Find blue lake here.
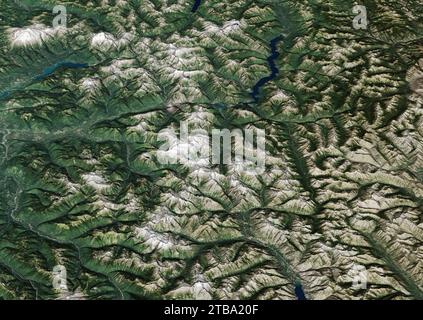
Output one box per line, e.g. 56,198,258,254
0,61,88,101
295,283,307,300
191,0,202,12
0,91,11,100
251,35,284,102
34,61,89,81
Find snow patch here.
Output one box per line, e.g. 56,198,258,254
8,24,64,47
82,173,109,191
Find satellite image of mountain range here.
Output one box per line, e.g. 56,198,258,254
0,0,422,300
